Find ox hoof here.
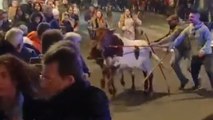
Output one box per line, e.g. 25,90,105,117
131,85,136,90
143,90,153,97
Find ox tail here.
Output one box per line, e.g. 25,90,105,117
134,46,140,60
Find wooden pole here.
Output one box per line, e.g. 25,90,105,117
144,33,171,95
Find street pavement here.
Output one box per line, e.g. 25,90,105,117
78,11,213,120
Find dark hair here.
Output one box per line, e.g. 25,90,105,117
190,8,200,14
33,2,43,12
30,12,43,23
43,41,83,81
0,40,17,55
0,54,35,94
41,29,63,54
37,22,50,37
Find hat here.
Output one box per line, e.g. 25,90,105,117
166,14,179,22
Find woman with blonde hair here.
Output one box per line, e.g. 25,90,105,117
118,8,142,40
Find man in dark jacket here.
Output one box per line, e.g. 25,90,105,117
0,10,10,33
5,27,37,62
23,40,111,120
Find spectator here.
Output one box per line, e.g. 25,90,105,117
91,10,107,29
29,12,44,32
27,22,51,52
0,54,35,119
20,0,34,18
32,2,43,12
13,6,29,26
18,24,41,55
84,6,96,22
43,5,54,23
50,8,60,29
8,0,19,21
64,32,90,77
5,28,37,62
0,10,11,33
58,0,69,19
24,40,111,119
61,12,75,33
68,6,79,31
0,39,18,56
41,29,63,54
118,8,142,39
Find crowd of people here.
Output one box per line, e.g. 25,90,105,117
0,0,115,119
0,0,213,119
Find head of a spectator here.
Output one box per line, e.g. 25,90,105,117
62,0,68,5
33,2,43,12
1,11,8,22
0,54,33,112
12,0,19,7
41,29,63,54
89,6,95,12
43,5,53,17
37,22,51,38
64,32,81,50
46,0,54,8
27,0,33,4
40,41,85,99
68,6,74,15
52,8,60,20
124,8,131,18
54,0,60,7
18,24,28,36
189,9,201,25
5,28,24,53
62,12,70,21
15,6,26,20
31,12,43,24
95,10,104,19
167,14,179,30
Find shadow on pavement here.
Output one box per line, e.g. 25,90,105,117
111,89,168,106
172,89,213,102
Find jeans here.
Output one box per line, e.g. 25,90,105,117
170,49,190,85
191,54,213,88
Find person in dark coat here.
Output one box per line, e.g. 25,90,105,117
23,41,111,120
20,0,34,18
5,28,37,62
0,10,11,33
13,6,29,27
28,12,44,32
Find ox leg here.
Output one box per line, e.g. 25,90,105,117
120,71,125,87
131,71,136,90
101,70,106,89
143,71,149,92
108,69,117,97
148,73,154,96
